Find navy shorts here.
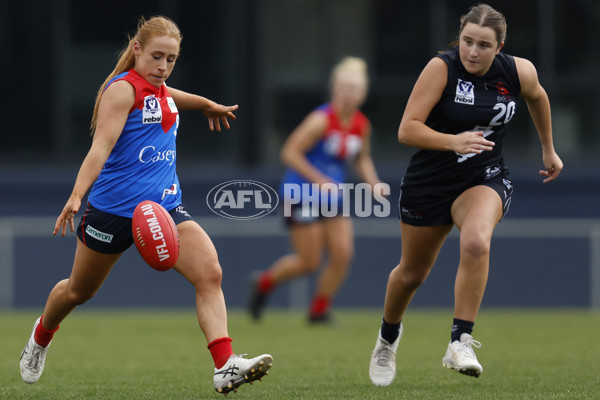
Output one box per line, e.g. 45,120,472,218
399,167,513,226
76,203,193,254
283,203,323,227
281,200,352,227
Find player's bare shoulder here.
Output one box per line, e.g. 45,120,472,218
513,56,541,96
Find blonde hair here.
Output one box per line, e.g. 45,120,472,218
90,16,182,133
329,56,369,91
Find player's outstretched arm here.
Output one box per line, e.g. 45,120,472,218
168,87,238,132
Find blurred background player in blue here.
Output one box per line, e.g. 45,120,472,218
19,16,272,395
249,57,385,323
369,3,563,385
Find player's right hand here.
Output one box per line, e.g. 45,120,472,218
453,130,495,155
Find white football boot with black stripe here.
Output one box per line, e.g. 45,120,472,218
442,333,483,377
214,353,273,395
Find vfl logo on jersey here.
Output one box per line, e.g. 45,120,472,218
143,95,163,124
455,79,474,105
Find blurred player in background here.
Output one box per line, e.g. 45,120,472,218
248,57,385,323
19,16,272,395
369,3,563,385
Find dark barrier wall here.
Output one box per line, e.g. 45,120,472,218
4,163,598,310
9,227,592,309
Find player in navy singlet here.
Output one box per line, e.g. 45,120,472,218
19,16,272,395
248,57,385,323
369,4,563,386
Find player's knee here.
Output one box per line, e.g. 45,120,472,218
299,256,321,273
329,248,354,271
461,234,490,259
405,272,428,290
391,266,428,290
67,288,96,305
195,258,223,289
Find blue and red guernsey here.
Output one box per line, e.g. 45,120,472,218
280,103,370,203
88,68,181,218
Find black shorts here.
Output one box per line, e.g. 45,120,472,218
76,203,193,254
283,203,325,227
399,167,513,226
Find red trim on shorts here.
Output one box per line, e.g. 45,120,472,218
80,208,88,246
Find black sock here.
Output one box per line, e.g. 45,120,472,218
380,318,401,344
451,318,474,342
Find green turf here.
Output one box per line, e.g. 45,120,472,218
2,308,599,399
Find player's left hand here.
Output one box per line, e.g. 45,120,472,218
539,151,563,183
203,103,238,132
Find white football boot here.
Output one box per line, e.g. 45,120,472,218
442,333,483,377
214,353,273,395
369,325,403,386
20,318,50,384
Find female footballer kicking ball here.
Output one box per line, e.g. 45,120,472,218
19,16,272,395
369,3,563,385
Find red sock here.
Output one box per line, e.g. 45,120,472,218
34,315,59,348
258,271,275,294
309,295,331,317
207,337,233,369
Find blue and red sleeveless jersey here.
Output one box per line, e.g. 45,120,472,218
280,103,370,201
88,68,181,217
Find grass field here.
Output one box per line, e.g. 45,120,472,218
1,308,599,399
